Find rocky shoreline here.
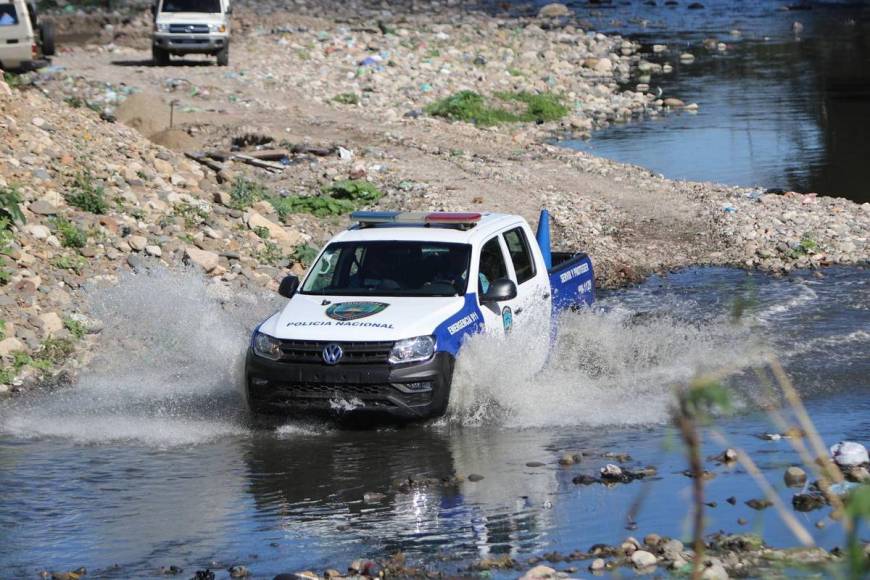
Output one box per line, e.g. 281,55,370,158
1,1,868,390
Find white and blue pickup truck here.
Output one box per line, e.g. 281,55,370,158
245,210,594,421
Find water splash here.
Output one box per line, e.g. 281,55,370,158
0,267,279,447
447,304,767,428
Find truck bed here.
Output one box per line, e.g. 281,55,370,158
548,252,595,312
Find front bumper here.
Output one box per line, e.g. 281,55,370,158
245,350,454,421
153,33,227,54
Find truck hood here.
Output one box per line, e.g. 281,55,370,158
156,12,225,24
260,294,467,342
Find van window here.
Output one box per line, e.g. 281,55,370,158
478,237,507,295
503,227,536,284
0,5,19,26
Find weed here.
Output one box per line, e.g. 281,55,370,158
333,93,360,105
425,90,568,126
426,48,441,58
51,216,87,249
253,225,270,239
0,367,12,384
507,67,524,77
64,317,87,340
229,177,270,210
291,244,319,267
257,241,285,267
2,71,23,89
0,217,15,286
0,185,25,224
0,319,5,341
67,172,108,214
52,254,88,274
323,179,383,203
172,201,209,228
37,337,76,366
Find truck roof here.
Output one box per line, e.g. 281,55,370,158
331,212,526,245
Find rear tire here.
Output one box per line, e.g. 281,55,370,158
152,45,170,66
40,21,55,57
216,44,229,66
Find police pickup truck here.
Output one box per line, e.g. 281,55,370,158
245,210,594,421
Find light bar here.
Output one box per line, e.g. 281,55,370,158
351,211,482,227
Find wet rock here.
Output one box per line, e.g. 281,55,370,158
661,539,684,560
323,569,342,578
572,474,598,485
193,571,215,580
274,573,318,580
526,461,546,467
784,466,808,487
630,550,657,569
600,464,623,479
700,558,729,579
726,496,737,505
558,453,577,466
643,533,662,548
663,98,685,108
589,558,606,571
520,565,558,580
228,565,250,578
467,473,485,482
158,565,183,575
745,498,773,510
348,560,379,576
363,491,386,503
830,441,868,467
793,492,827,512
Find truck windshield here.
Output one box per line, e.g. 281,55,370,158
160,0,221,13
301,241,471,297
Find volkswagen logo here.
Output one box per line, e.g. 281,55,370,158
322,343,343,365
186,25,195,32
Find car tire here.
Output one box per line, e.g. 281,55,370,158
152,45,170,66
40,21,55,57
216,44,229,66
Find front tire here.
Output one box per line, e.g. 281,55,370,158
40,21,55,56
152,45,170,66
216,44,229,66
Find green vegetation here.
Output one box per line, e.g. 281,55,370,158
333,93,360,105
257,241,285,267
2,71,23,89
425,90,568,126
270,180,384,220
291,244,319,267
0,214,18,286
0,185,25,224
0,319,5,341
172,201,209,228
64,317,87,340
229,176,270,210
52,254,88,274
253,225,270,240
67,172,108,214
52,216,87,249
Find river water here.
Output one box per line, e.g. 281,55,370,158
0,266,867,577
553,0,870,203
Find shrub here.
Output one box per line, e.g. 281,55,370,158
253,225,270,239
323,179,383,203
172,201,209,228
333,93,360,105
0,185,25,224
291,244,319,267
0,217,15,286
0,319,5,340
497,91,569,123
257,241,285,267
52,216,87,249
67,172,108,214
64,317,86,340
52,254,88,274
229,176,270,210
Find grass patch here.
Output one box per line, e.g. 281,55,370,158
425,90,568,126
257,241,285,267
269,180,384,220
52,254,88,274
0,185,25,224
253,225,270,239
67,172,108,214
172,201,209,229
64,317,87,340
51,216,87,249
333,93,360,105
0,319,5,341
291,244,319,267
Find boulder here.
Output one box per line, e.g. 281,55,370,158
520,565,558,580
784,466,807,487
128,235,148,251
0,337,25,357
245,211,305,247
184,246,220,272
631,550,657,569
830,441,868,466
538,3,570,18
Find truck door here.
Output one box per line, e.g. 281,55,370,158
502,226,551,368
476,235,520,337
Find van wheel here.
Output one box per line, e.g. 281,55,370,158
216,45,229,66
40,21,56,57
152,45,170,67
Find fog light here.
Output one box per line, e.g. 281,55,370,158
394,381,433,393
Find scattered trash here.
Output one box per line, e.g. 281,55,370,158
338,147,353,161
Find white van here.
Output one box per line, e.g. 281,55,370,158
151,0,231,66
0,0,54,71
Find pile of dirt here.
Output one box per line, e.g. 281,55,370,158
148,128,197,151
115,92,169,137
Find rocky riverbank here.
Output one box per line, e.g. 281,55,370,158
1,0,867,393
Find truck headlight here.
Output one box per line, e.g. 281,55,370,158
389,336,435,364
252,331,282,361
209,24,227,33
156,23,170,32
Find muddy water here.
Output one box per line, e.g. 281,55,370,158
554,0,870,203
0,266,867,577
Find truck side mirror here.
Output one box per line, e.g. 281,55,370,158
278,275,299,298
481,278,517,303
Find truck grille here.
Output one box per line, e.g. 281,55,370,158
168,23,210,34
275,382,432,407
276,339,394,365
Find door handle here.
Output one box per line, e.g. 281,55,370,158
514,307,524,315
542,293,551,299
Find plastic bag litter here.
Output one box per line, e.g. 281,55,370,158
830,441,868,467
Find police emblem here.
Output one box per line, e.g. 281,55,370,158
325,302,389,321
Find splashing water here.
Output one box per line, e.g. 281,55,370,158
0,268,279,447
447,304,768,428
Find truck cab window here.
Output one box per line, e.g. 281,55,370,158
478,237,507,295
503,227,536,284
161,0,221,13
0,6,18,26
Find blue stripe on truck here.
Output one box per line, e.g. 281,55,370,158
549,254,595,313
433,294,485,356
